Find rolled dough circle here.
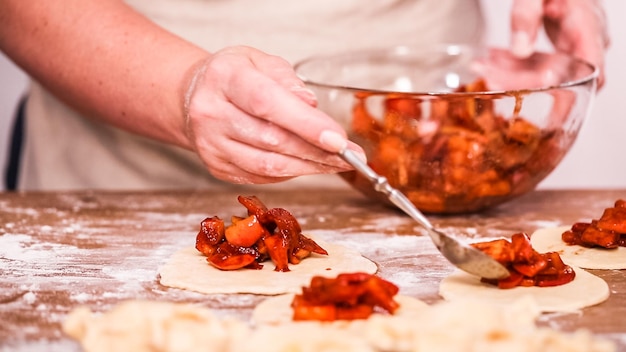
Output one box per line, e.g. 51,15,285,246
439,265,609,313
530,226,626,270
158,239,378,295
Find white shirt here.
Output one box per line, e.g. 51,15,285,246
19,0,484,190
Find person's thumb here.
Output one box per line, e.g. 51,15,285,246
510,0,544,58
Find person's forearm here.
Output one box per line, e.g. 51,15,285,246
0,0,208,149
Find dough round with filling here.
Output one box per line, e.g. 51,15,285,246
158,239,378,295
252,293,428,326
439,266,609,313
530,226,626,270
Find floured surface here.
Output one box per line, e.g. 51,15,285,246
251,294,428,326
2,189,626,350
531,226,626,270
439,266,610,313
158,240,378,295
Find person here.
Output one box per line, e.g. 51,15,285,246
0,0,609,191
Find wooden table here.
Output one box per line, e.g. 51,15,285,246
1,189,625,350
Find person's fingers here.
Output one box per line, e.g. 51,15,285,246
203,152,295,184
289,85,318,107
510,0,544,58
219,60,354,154
245,47,319,106
510,0,608,89
225,139,348,178
202,137,349,183
206,102,352,168
542,0,608,88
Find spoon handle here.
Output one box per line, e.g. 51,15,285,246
340,147,509,280
339,148,442,245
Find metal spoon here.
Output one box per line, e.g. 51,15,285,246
340,147,510,280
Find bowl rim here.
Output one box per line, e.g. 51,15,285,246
293,44,599,97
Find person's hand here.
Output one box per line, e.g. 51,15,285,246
184,46,365,184
510,0,610,88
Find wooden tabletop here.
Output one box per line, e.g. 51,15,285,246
1,189,625,351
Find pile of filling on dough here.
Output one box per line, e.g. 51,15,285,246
290,272,400,321
472,232,575,289
562,199,626,248
196,195,327,271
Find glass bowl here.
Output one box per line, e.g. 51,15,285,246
295,45,598,214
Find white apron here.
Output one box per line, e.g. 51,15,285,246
19,0,484,190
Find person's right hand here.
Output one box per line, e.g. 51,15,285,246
184,46,366,184
509,0,610,89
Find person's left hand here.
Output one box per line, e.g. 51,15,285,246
509,0,610,89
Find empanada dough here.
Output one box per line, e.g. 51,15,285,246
530,226,626,269
63,300,247,352
158,239,378,295
439,265,609,313
64,298,616,352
